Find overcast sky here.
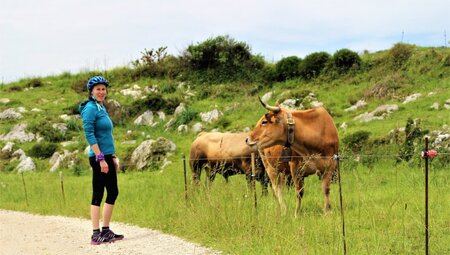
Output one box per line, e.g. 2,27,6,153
1,0,449,83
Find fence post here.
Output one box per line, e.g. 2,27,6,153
59,171,66,205
21,172,29,207
424,137,429,255
335,154,347,255
251,153,257,210
182,154,188,201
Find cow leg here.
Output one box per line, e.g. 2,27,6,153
290,160,305,219
321,168,333,214
270,167,287,215
259,150,287,214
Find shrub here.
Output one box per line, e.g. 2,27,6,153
342,131,371,153
129,93,182,116
66,118,83,132
442,53,450,67
28,142,58,159
8,85,23,92
388,43,414,68
179,35,264,83
364,73,408,99
28,121,66,142
299,52,330,79
331,49,361,73
398,118,428,162
173,107,198,126
274,56,302,81
25,78,44,88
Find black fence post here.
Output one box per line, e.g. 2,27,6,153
21,172,29,207
182,154,188,201
335,154,346,255
424,137,429,255
59,171,66,205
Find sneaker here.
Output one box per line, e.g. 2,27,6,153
90,231,114,245
102,229,124,241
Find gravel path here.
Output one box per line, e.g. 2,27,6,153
0,210,219,255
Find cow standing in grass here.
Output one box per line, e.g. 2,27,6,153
189,132,269,193
246,98,339,217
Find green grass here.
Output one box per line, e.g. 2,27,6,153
1,159,449,254
1,46,450,254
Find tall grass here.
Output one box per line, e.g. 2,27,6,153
1,158,449,254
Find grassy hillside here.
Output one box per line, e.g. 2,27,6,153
1,45,450,254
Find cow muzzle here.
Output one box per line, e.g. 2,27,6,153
245,137,257,148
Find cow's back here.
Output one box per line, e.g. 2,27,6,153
292,107,339,156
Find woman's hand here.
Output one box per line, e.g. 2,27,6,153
100,160,109,174
113,157,120,172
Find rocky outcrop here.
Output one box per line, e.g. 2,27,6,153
199,109,223,123
0,108,23,120
0,123,35,142
129,137,176,171
354,104,399,122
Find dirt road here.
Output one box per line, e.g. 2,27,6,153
0,210,219,255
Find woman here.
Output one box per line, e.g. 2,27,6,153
79,75,124,245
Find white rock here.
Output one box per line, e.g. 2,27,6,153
174,103,186,116
177,125,188,133
59,114,71,121
430,102,439,110
0,109,23,120
0,123,35,142
16,107,27,113
12,149,26,160
192,123,204,134
345,100,367,112
16,157,36,173
134,111,154,126
0,98,10,104
2,142,14,154
403,93,422,104
200,109,223,123
156,111,166,120
354,104,399,122
310,101,323,107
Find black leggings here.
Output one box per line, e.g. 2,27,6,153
89,155,119,206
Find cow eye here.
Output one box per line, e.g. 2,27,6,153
261,120,268,125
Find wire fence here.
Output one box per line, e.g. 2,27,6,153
182,137,440,255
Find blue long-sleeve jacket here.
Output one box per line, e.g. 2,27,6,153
79,99,115,157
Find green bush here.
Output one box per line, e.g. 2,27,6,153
331,48,361,73
129,93,182,116
28,142,58,159
299,52,330,79
25,78,44,88
343,130,371,153
28,121,66,142
173,107,198,126
388,43,414,68
274,56,302,81
180,35,264,83
66,118,83,132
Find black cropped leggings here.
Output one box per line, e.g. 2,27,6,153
89,155,119,206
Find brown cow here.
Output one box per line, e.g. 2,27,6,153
246,98,339,217
189,132,269,192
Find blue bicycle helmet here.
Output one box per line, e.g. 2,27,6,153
86,76,109,91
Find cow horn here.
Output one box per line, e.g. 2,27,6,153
258,96,280,112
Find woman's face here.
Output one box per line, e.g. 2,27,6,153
91,84,107,103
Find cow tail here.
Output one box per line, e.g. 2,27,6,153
189,148,202,184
